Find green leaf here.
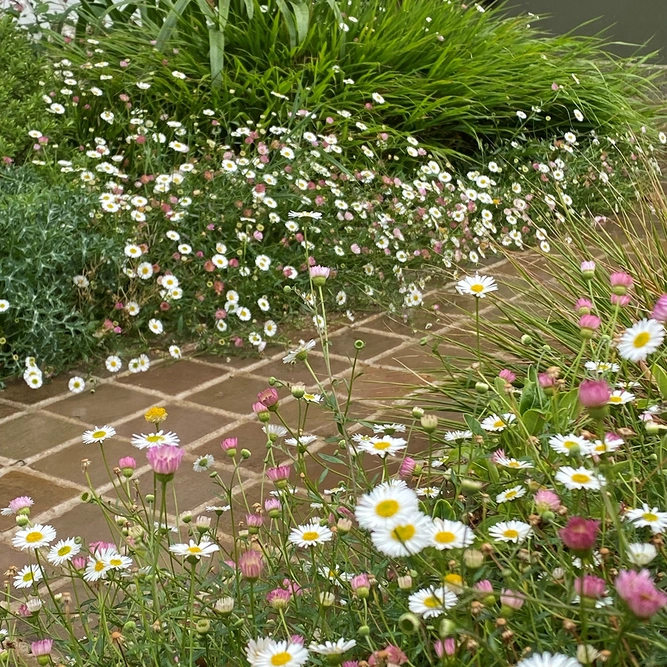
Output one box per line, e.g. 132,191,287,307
464,414,485,437
519,380,537,415
318,453,342,465
521,409,544,436
653,364,667,400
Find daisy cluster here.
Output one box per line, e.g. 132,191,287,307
3,37,657,388
6,298,667,667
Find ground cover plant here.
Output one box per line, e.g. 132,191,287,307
3,264,667,665
0,61,659,389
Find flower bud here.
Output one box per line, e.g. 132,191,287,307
577,645,601,664
439,619,457,638
358,625,370,637
196,619,211,634
463,548,485,569
421,414,438,433
241,448,251,459
398,612,421,634
411,406,424,419
475,382,489,394
397,575,413,590
291,382,306,398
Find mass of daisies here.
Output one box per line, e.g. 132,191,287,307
4,256,667,666
2,39,660,389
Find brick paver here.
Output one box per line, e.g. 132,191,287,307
0,255,520,574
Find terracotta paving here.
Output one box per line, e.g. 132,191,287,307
0,255,531,574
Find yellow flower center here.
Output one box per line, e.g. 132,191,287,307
563,440,577,449
92,430,106,439
25,531,44,544
609,396,621,403
445,573,463,586
470,283,484,293
376,500,399,518
146,434,163,443
505,491,517,499
94,560,105,572
643,513,658,522
503,529,519,539
507,461,520,468
109,558,123,567
435,531,456,544
493,420,505,428
373,441,392,450
301,531,319,542
23,573,34,582
187,546,203,553
271,652,292,666
57,545,72,557
423,595,441,608
391,524,416,542
571,473,591,484
633,332,650,348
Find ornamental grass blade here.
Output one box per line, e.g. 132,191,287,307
209,28,225,88
156,0,192,50
290,1,309,44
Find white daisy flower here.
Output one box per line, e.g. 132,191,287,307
357,435,407,458
169,345,182,359
169,539,220,558
288,522,333,548
13,523,57,551
47,537,81,566
408,586,458,618
84,554,110,582
444,430,473,441
584,360,620,374
488,520,532,544
355,480,419,530
592,433,624,455
617,319,665,362
82,425,116,444
548,433,593,456
68,376,86,393
14,564,43,589
283,339,316,364
309,639,356,655
370,511,432,557
627,542,658,565
251,640,308,667
455,274,498,298
148,318,164,335
429,518,474,550
496,485,526,504
481,413,516,432
131,431,180,449
516,653,580,667
608,390,634,405
193,454,214,472
105,355,122,372
555,466,606,491
625,504,667,534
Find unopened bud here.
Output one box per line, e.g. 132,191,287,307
420,414,438,433
463,548,484,569
411,406,424,419
291,382,306,398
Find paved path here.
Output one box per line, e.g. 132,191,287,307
0,255,532,572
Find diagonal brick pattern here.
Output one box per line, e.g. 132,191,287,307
0,256,526,574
